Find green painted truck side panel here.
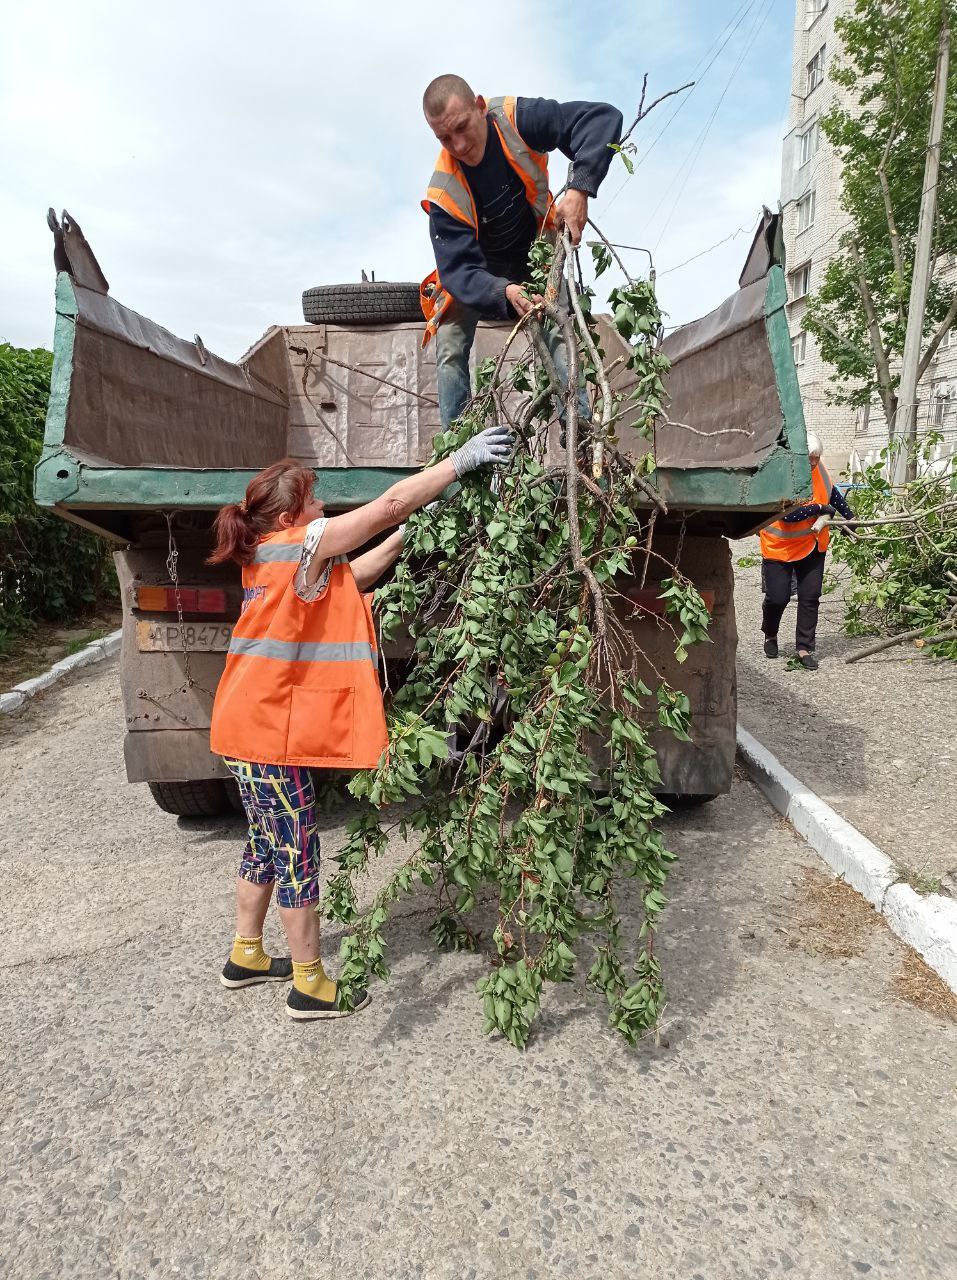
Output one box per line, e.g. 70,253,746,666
647,267,811,512
43,274,78,453
34,458,412,510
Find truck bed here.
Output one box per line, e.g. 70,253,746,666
35,210,810,541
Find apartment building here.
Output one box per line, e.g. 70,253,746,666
779,0,957,475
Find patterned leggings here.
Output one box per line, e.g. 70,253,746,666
223,759,321,909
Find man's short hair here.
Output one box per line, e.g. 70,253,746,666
423,74,476,118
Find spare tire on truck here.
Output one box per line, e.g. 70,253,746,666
302,281,422,325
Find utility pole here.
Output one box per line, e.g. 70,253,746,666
893,3,951,486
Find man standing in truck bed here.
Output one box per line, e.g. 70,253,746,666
420,74,623,429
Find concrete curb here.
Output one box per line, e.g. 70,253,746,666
0,629,122,716
737,725,957,994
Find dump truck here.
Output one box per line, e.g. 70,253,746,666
35,209,811,816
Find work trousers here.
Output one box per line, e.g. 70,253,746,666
761,547,827,652
434,297,591,430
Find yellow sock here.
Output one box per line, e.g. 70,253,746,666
230,934,271,972
292,958,337,1004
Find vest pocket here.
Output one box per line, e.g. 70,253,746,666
288,686,356,761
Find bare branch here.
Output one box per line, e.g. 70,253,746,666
586,218,647,281
835,498,957,528
660,416,752,441
620,81,695,145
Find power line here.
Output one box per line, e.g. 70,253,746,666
657,221,759,276
601,0,764,216
650,0,778,252
635,0,762,173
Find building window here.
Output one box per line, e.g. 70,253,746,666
790,262,812,300
807,0,828,25
855,402,872,436
792,332,807,365
797,120,820,166
930,384,953,430
796,190,816,233
806,45,826,94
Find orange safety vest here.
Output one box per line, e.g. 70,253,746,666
760,461,834,563
209,526,388,769
419,94,558,347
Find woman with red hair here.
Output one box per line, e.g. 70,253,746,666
208,426,511,1021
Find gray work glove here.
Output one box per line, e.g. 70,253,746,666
449,425,515,478
811,513,832,534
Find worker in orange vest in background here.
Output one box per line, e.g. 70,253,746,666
420,74,623,429
207,424,512,1021
759,432,854,670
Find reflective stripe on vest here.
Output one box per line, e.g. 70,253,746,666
209,526,388,769
252,543,347,565
228,636,376,664
420,94,556,346
487,96,552,223
760,462,833,562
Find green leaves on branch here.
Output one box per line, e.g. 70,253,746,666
591,244,613,278
607,140,637,175
478,960,543,1049
526,238,555,296
659,576,712,663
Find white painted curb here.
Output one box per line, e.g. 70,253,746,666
737,724,957,994
0,628,122,717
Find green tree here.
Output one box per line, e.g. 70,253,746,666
803,0,957,439
0,341,116,650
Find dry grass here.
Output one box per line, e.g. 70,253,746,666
783,865,884,959
783,866,957,1023
889,949,957,1024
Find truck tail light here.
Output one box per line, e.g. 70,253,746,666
134,586,228,614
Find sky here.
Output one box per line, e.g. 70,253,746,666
0,0,795,361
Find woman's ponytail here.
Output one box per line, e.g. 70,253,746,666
208,503,260,565
207,460,315,566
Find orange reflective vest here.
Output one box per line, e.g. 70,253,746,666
419,94,558,347
209,526,388,769
760,461,834,563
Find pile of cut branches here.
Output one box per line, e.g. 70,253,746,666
321,213,712,1049
833,438,957,663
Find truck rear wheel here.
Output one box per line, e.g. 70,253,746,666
148,779,231,818
659,793,719,808
302,281,422,325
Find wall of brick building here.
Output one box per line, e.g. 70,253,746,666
779,0,957,477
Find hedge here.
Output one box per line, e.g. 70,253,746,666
0,342,117,653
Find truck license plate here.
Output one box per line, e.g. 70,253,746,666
136,620,233,652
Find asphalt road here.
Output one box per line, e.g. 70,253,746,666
1,659,955,1280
